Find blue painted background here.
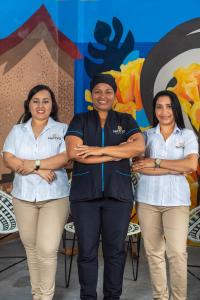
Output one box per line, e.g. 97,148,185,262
1,0,199,42
0,0,199,119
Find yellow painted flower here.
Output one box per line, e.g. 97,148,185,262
105,58,144,110
85,89,93,110
84,58,145,119
113,100,136,119
170,63,200,131
190,102,200,131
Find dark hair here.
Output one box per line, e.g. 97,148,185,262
90,73,117,93
19,84,58,123
153,90,185,129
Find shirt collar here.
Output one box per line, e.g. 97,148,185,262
155,124,181,135
23,117,57,132
92,108,114,122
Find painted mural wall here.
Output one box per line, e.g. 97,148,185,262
0,1,200,239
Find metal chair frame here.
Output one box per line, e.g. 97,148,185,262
63,221,141,288
187,205,200,281
0,191,26,273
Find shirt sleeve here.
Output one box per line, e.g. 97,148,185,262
124,114,141,140
64,114,84,139
183,129,199,157
59,123,68,153
2,126,18,155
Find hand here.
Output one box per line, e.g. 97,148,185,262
13,159,24,173
16,160,35,175
35,169,57,183
132,158,155,171
74,144,104,158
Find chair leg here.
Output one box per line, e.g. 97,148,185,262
62,231,65,250
129,233,141,281
0,257,26,273
188,265,200,281
0,236,27,273
135,233,141,280
64,230,67,287
65,233,76,288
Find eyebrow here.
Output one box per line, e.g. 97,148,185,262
93,88,113,91
156,103,171,106
32,97,50,100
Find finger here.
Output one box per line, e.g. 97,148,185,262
78,152,91,159
76,150,89,156
47,175,52,183
16,167,24,173
77,145,88,148
74,147,83,150
76,152,85,156
132,163,141,168
75,145,88,149
24,171,31,175
76,144,86,147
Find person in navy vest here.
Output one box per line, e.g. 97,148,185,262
65,74,145,300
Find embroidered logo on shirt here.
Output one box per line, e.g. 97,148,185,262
48,134,62,140
175,142,185,148
113,125,125,134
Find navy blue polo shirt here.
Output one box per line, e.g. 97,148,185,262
65,109,141,202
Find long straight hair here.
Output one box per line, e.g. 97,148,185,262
153,90,185,129
19,85,58,123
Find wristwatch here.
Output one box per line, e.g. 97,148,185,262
154,158,161,168
35,159,41,170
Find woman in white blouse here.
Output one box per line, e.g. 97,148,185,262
3,85,70,300
132,90,198,300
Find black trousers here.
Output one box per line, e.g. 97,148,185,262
71,198,133,300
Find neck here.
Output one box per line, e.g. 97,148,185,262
98,110,108,119
159,123,175,133
98,110,108,128
159,123,175,140
31,118,49,139
31,118,49,128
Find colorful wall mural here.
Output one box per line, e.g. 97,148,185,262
0,1,200,237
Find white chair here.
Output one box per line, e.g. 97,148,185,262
0,190,26,273
188,205,200,281
63,221,141,287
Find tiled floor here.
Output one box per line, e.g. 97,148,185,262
0,238,199,300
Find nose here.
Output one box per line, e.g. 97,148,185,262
38,101,44,107
160,107,168,114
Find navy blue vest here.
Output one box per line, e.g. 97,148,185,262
66,109,140,202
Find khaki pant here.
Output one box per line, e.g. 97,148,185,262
137,202,189,300
13,197,69,300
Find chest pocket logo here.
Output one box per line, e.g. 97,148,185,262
48,133,62,140
113,125,125,135
175,142,185,148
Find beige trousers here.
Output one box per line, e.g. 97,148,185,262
137,202,189,300
13,197,69,300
